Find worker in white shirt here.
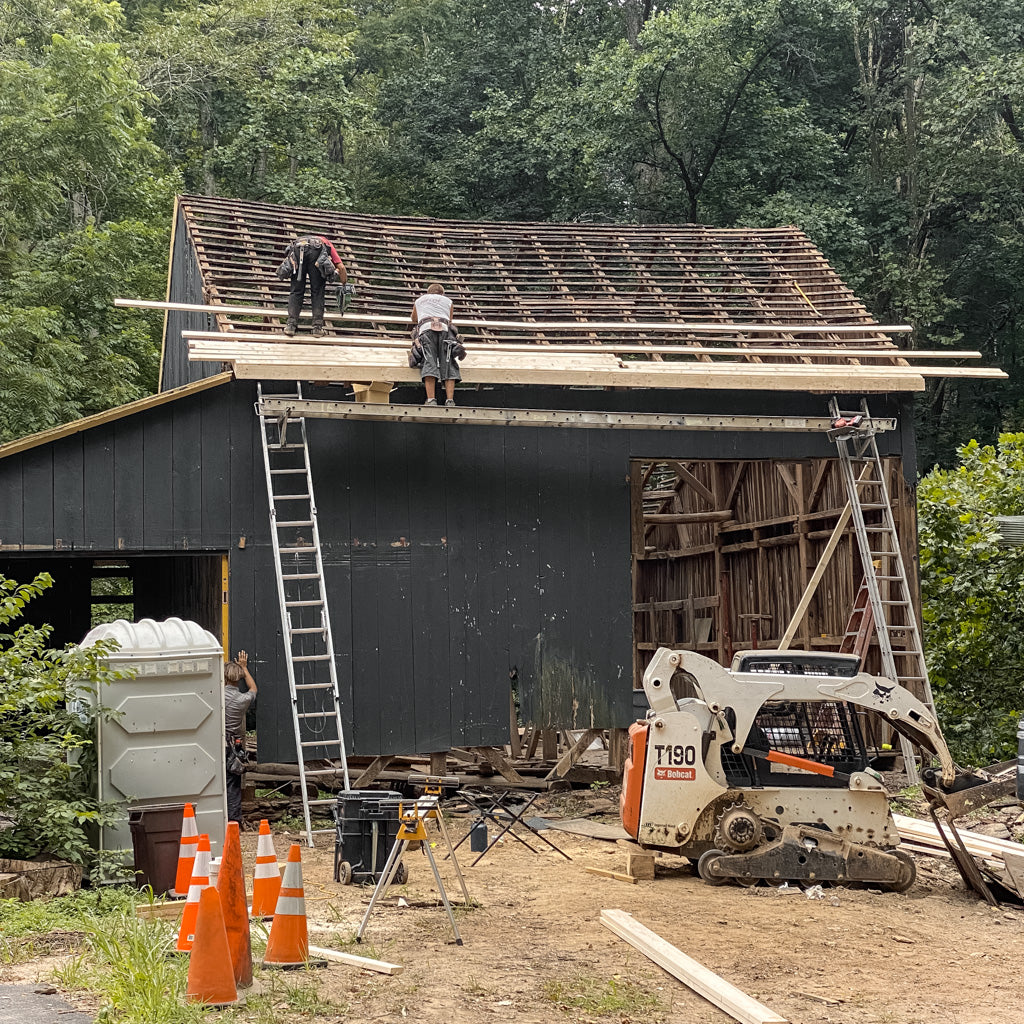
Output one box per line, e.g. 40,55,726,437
411,282,462,406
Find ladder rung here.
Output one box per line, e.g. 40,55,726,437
292,654,332,662
280,546,316,554
308,799,337,807
290,627,324,635
272,443,305,450
278,520,313,528
282,572,321,580
304,767,346,776
295,683,333,691
274,494,311,501
297,711,334,719
271,468,307,475
879,599,909,605
286,599,323,607
300,739,334,748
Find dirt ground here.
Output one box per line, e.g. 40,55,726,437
5,787,1024,1024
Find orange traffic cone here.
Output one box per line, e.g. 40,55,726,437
262,844,308,968
216,822,252,988
172,803,199,897
185,887,239,1007
176,833,211,953
250,819,281,919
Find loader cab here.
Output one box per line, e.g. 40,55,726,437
722,651,870,789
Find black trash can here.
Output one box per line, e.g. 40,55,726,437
333,789,405,885
128,802,186,896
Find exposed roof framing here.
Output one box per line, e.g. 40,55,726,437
166,194,1001,390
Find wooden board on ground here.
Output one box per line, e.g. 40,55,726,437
135,900,185,920
307,944,404,976
528,817,629,841
584,867,638,885
600,909,788,1024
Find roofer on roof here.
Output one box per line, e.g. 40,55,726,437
276,235,347,337
411,283,465,407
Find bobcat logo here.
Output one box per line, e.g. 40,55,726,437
873,679,896,700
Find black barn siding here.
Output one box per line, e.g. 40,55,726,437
0,381,916,761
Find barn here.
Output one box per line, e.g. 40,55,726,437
0,195,999,774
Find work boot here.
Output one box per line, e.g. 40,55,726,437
424,398,437,406
284,321,297,337
445,398,456,407
311,323,325,337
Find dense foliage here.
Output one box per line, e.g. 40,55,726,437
0,0,1021,455
919,435,1024,762
0,573,126,865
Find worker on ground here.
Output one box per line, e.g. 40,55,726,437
411,282,462,406
224,651,257,826
277,235,347,337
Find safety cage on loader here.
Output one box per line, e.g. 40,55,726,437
720,700,870,789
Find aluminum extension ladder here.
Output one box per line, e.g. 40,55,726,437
828,398,936,785
257,382,350,844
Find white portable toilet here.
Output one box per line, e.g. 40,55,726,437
81,617,227,867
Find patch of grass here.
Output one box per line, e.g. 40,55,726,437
0,886,143,964
64,913,205,1024
544,974,664,1017
890,784,924,817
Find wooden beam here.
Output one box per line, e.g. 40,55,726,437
545,728,602,780
214,352,932,391
351,756,394,789
600,910,788,1024
306,945,404,976
118,297,917,335
644,512,734,525
778,504,852,650
668,462,717,506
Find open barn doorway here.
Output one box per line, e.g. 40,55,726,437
628,456,920,697
0,554,227,651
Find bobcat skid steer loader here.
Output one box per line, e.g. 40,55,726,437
621,647,1007,891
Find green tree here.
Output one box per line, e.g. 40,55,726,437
132,0,358,205
0,0,174,441
0,573,127,866
918,434,1024,763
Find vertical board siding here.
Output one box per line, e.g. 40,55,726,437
52,436,85,550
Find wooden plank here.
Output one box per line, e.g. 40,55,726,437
306,944,404,976
584,866,638,884
545,728,602,780
600,910,788,1024
136,901,185,920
